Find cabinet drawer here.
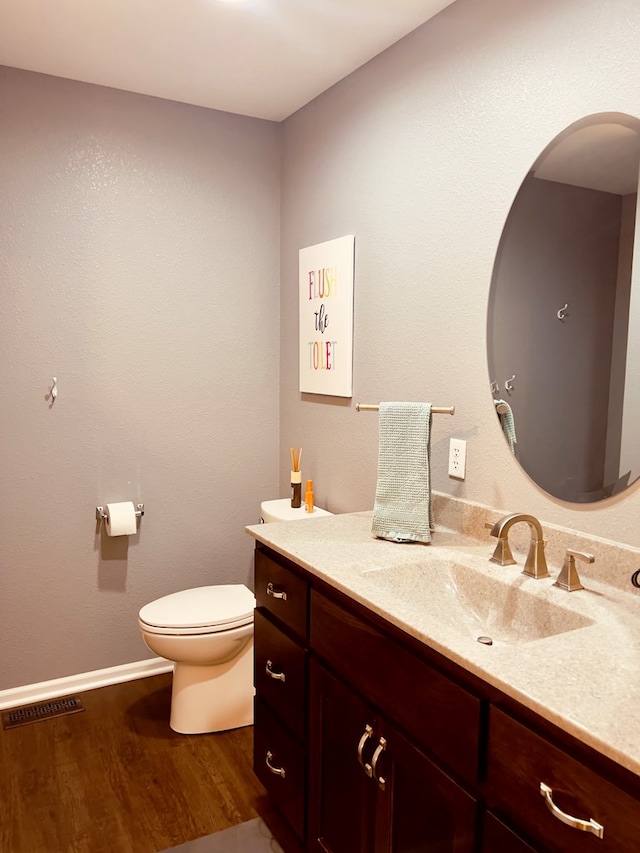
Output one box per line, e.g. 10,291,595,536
255,549,309,640
254,609,307,740
487,707,640,853
310,590,480,785
254,698,306,842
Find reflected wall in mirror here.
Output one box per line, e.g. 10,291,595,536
487,113,640,503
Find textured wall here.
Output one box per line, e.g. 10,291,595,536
0,68,281,689
3,0,640,692
280,0,640,547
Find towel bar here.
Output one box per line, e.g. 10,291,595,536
356,403,455,415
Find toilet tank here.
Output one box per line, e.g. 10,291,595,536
260,498,333,523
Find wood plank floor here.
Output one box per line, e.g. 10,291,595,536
0,674,273,853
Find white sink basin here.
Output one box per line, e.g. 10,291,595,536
360,557,595,646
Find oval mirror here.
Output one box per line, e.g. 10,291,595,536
487,112,640,503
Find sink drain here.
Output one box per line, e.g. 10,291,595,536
477,635,493,646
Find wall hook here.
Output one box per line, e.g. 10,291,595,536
505,375,516,393
557,303,568,321
51,377,58,400
490,381,500,394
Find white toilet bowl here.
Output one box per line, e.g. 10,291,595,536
139,584,255,735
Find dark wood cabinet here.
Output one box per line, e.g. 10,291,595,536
309,589,480,786
255,548,309,640
385,720,477,853
486,707,640,853
308,661,377,853
308,661,477,853
254,697,307,841
254,609,307,740
253,543,640,853
482,813,537,853
253,547,310,849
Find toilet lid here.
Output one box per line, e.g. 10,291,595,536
139,584,255,632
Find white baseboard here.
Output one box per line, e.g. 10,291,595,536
0,657,174,711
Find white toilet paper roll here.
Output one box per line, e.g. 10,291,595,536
105,501,138,536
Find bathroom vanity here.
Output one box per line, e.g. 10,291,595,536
247,508,640,853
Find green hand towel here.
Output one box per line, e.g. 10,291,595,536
495,399,517,454
371,402,433,544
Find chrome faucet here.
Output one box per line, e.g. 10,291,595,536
485,513,550,579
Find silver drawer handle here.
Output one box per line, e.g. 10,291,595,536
265,750,286,778
540,782,604,839
371,736,387,791
266,582,288,601
265,660,286,682
357,724,374,778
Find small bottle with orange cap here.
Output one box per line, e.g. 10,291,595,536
305,479,315,513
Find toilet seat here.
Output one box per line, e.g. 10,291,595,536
139,584,255,636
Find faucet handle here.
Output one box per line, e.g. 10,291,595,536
554,549,594,592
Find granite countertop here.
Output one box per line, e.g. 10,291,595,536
246,510,640,779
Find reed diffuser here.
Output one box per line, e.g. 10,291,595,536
290,447,302,508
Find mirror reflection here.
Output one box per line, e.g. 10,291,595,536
487,113,640,503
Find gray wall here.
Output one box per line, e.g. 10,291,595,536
4,0,640,692
0,68,281,689
279,0,640,542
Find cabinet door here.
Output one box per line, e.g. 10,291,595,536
308,660,378,853
309,661,478,853
482,812,537,853
378,720,477,853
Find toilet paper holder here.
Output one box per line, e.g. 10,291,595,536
95,503,145,521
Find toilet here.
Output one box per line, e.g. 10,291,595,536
139,499,332,735
139,584,255,735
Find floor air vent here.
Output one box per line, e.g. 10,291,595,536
2,696,85,730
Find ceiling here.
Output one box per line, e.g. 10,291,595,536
0,0,456,122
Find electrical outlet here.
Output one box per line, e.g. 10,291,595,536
448,438,466,479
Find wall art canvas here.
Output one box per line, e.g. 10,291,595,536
299,234,355,397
